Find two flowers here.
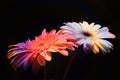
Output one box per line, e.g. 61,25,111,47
7,21,116,73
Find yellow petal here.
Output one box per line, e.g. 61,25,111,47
93,45,99,54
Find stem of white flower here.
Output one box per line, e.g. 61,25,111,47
62,52,76,80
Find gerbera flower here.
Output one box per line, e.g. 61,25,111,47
60,21,116,54
7,29,77,72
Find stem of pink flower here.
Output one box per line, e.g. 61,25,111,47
44,65,47,80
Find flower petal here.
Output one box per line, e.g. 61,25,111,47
58,50,69,56
44,52,52,61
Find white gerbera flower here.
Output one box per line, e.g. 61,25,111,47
60,21,116,54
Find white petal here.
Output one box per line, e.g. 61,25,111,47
65,22,82,31
91,24,101,32
79,21,89,31
100,39,113,49
98,27,109,33
97,27,115,38
61,22,82,34
86,38,93,45
74,33,84,38
76,38,88,45
97,32,115,38
88,23,95,31
60,26,77,33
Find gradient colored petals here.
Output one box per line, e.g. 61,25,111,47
7,28,77,72
60,21,116,54
8,43,46,72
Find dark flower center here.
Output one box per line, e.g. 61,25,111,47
82,32,91,37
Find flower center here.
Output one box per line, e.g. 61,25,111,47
39,43,44,46
82,32,91,37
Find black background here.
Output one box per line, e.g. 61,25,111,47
0,0,120,80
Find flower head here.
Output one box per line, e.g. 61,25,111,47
60,21,116,54
7,29,77,72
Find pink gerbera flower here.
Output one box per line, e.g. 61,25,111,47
7,29,77,73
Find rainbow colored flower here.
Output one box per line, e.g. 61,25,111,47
7,29,77,72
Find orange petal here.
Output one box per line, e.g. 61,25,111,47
44,52,52,61
58,50,69,56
